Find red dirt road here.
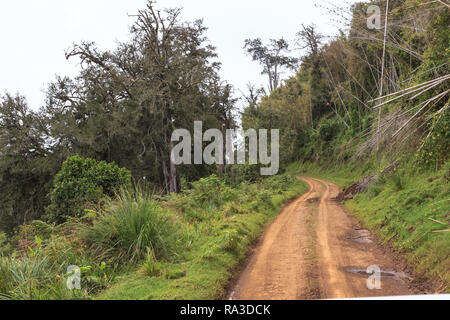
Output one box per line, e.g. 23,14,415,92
229,177,419,300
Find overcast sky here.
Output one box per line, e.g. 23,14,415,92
0,0,358,110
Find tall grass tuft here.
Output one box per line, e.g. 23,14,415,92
82,188,189,264
0,248,72,300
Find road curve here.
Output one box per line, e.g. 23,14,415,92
229,177,416,300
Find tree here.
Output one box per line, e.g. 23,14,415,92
244,38,298,93
44,1,235,194
0,94,58,232
296,24,330,125
296,24,323,62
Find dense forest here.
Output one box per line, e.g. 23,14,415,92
0,0,448,299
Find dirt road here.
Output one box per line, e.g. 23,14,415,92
229,177,418,300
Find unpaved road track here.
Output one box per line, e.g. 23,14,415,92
229,177,418,300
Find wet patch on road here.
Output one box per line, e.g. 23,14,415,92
344,266,413,281
350,229,373,244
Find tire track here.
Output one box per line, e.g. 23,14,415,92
230,177,416,300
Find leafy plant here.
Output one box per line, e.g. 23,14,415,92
141,249,162,277
45,156,131,224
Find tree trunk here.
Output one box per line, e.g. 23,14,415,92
169,140,178,193
161,150,170,194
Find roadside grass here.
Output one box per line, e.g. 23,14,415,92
81,188,191,265
0,173,307,300
97,174,307,300
290,160,450,292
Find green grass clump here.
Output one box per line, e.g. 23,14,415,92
82,188,191,264
0,234,113,300
141,250,163,277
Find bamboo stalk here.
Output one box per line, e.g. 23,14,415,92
377,0,390,151
369,74,450,103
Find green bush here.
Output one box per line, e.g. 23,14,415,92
11,220,56,245
188,175,236,207
45,156,131,224
222,202,249,216
416,112,449,169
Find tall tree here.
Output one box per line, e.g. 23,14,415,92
244,38,298,93
44,1,234,193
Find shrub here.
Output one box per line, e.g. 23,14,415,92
189,175,236,207
45,156,131,224
11,220,56,245
141,249,162,277
82,189,189,264
0,248,56,300
0,246,111,299
416,112,449,169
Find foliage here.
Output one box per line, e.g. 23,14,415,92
141,249,162,277
0,234,113,300
416,112,450,169
243,0,449,168
244,38,298,93
81,188,189,264
45,156,131,224
0,233,12,257
0,94,59,233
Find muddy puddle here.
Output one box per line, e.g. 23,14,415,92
350,229,373,244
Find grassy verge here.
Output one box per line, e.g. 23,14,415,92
97,174,307,300
0,173,307,300
289,160,450,292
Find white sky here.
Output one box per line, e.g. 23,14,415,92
0,0,358,110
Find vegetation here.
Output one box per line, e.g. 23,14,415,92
0,1,237,233
0,0,448,299
241,0,449,290
81,188,189,264
0,172,306,300
46,156,132,224
98,174,306,300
